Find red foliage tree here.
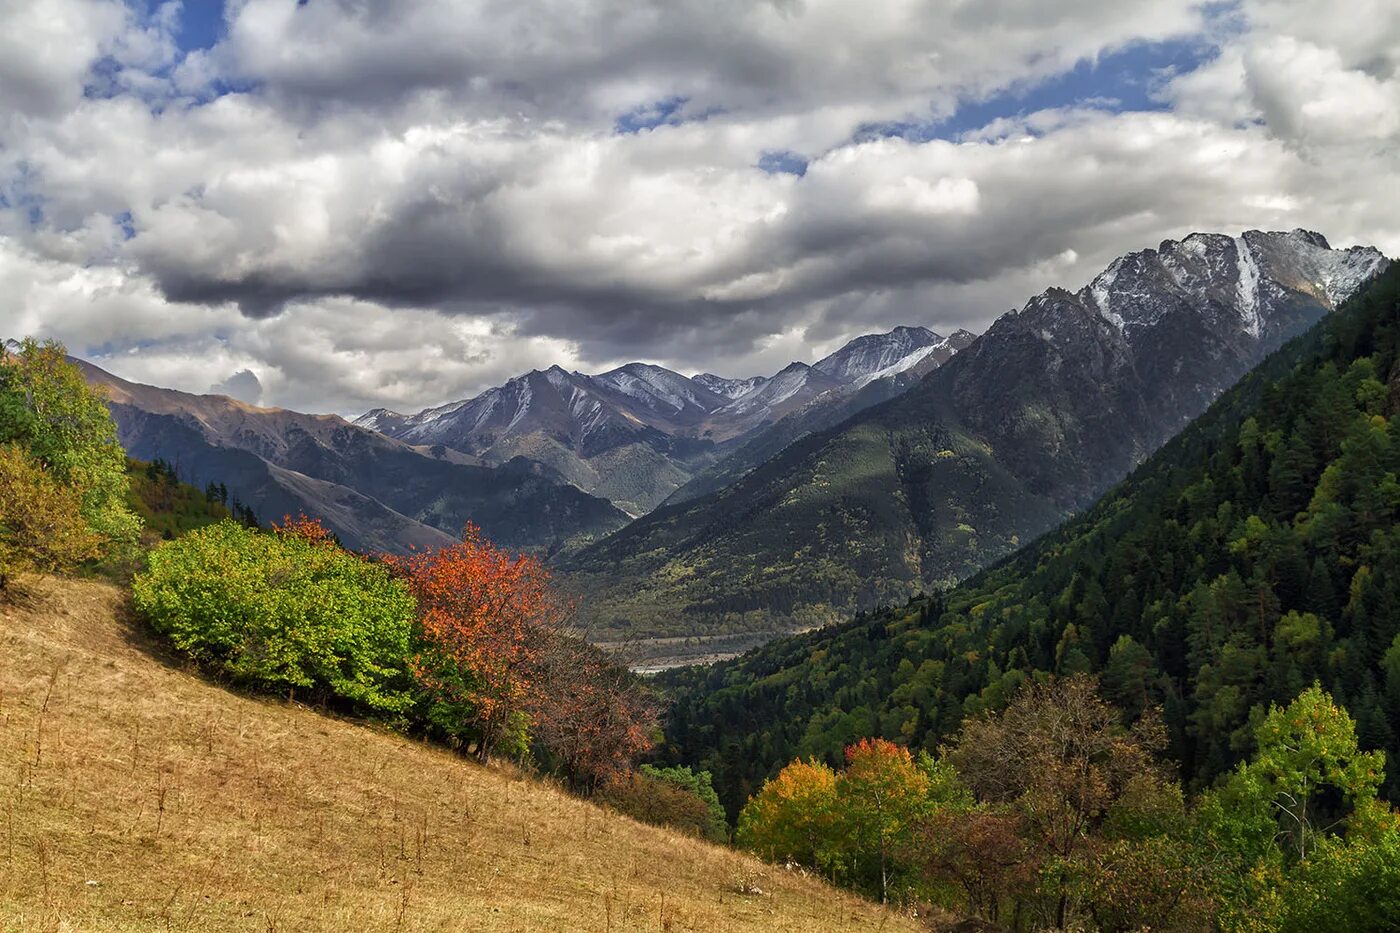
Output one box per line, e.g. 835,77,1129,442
529,635,657,788
273,512,337,547
388,523,560,760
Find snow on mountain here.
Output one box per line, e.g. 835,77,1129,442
353,408,408,434
1078,229,1388,344
813,326,941,382
590,363,728,416
354,325,979,511
717,363,836,416
847,329,978,389
693,373,769,400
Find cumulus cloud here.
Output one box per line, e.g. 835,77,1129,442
0,0,1397,415
210,369,262,405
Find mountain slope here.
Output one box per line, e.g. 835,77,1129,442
563,230,1388,642
660,260,1400,813
81,363,628,554
0,575,914,931
667,329,977,506
813,325,942,384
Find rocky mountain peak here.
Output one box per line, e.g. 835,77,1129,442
813,325,942,382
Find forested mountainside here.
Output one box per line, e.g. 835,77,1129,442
659,261,1400,814
81,362,628,554
356,327,967,515
124,456,250,539
564,231,1389,641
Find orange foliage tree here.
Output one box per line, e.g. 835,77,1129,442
273,512,338,547
388,523,561,761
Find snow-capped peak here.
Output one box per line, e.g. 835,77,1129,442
694,372,770,400
352,408,403,432
592,363,725,414
1079,229,1389,339
813,326,942,383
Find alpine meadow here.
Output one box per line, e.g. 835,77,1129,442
4,0,1400,930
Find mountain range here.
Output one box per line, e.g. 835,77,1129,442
75,229,1389,660
356,325,972,516
560,230,1388,646
75,323,973,556
81,363,630,554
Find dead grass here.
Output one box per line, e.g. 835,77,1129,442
0,576,919,932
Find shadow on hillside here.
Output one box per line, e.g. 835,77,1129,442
0,580,48,614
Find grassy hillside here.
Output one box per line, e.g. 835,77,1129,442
0,576,915,931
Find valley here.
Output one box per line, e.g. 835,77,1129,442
78,231,1390,665
7,3,1400,927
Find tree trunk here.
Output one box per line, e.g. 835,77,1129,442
879,836,887,904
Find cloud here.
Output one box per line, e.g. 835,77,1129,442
0,0,1397,415
210,368,262,404
0,0,125,125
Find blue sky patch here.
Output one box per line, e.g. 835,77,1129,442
853,35,1218,145
171,0,226,52
757,150,809,176
615,96,691,134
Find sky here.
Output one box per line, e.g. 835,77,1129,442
1,0,1398,416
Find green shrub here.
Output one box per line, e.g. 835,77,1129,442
132,520,416,714
597,770,715,839
639,765,728,842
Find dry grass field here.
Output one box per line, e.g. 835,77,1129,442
0,576,919,931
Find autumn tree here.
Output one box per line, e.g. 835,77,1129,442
273,512,338,547
597,770,713,837
947,675,1169,928
836,738,934,902
0,444,104,590
528,633,657,787
908,808,1036,924
0,338,140,545
737,758,841,871
390,523,567,761
597,766,726,841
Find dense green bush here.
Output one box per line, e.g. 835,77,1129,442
638,765,728,842
132,520,416,714
597,769,716,839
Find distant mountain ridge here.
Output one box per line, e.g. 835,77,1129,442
664,328,977,505
80,362,629,555
560,229,1389,646
356,326,975,514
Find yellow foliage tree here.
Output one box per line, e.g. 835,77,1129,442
0,444,104,591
